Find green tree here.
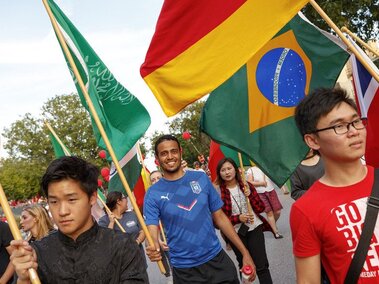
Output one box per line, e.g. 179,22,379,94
0,93,99,199
302,1,379,40
148,100,210,166
0,159,42,201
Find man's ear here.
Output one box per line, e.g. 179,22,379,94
154,155,160,166
304,133,320,152
90,191,97,206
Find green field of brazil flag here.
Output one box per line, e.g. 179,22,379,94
201,14,349,186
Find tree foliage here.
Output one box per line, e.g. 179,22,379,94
302,1,379,40
148,100,210,166
0,93,99,199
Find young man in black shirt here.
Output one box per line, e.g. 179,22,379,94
11,156,148,284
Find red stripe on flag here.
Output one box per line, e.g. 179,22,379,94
133,175,146,210
208,141,226,183
140,0,246,77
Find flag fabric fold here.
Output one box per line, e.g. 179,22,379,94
200,14,350,186
48,133,71,158
349,36,379,167
108,145,146,209
141,0,309,116
47,0,151,161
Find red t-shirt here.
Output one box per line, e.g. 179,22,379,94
290,166,379,283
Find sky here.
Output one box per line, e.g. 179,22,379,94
0,0,171,160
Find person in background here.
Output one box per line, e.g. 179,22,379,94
246,166,284,239
98,192,148,271
216,158,273,284
193,161,205,172
290,149,324,200
20,204,55,243
150,170,163,185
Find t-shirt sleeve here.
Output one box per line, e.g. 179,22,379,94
290,204,321,257
143,189,160,226
98,216,109,228
207,178,223,213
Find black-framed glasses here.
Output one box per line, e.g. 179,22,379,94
312,117,368,135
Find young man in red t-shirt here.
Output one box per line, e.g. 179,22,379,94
290,88,378,283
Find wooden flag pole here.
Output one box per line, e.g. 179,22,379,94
309,0,379,84
341,27,379,59
237,153,253,216
136,143,168,244
45,122,127,234
0,184,41,284
41,0,166,274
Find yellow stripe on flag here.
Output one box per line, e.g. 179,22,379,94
144,0,309,116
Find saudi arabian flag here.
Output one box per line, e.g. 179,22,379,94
200,13,349,186
47,0,151,161
49,133,71,158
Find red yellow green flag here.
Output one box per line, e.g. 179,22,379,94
140,0,309,116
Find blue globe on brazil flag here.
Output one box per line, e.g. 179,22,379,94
256,48,306,107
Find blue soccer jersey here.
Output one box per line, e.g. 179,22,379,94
144,170,223,268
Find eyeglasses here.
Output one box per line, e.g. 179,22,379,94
312,117,368,135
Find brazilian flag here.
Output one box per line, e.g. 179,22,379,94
200,14,349,186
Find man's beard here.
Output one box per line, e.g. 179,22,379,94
162,162,181,174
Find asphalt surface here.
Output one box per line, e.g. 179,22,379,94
146,189,296,284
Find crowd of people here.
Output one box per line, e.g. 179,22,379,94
0,87,376,283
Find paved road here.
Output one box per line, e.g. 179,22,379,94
146,190,296,283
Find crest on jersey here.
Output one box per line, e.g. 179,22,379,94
190,181,202,194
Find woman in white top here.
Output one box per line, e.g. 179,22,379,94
246,166,283,239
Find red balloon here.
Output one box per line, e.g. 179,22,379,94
97,179,103,187
98,150,107,159
104,175,110,182
100,167,110,178
182,131,191,140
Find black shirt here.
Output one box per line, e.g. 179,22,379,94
31,222,148,284
0,221,13,284
290,158,324,200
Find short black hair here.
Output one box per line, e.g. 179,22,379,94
41,156,99,198
295,88,358,137
154,134,181,155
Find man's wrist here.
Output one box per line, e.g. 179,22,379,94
240,248,250,256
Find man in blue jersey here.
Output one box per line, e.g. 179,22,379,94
144,134,255,283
